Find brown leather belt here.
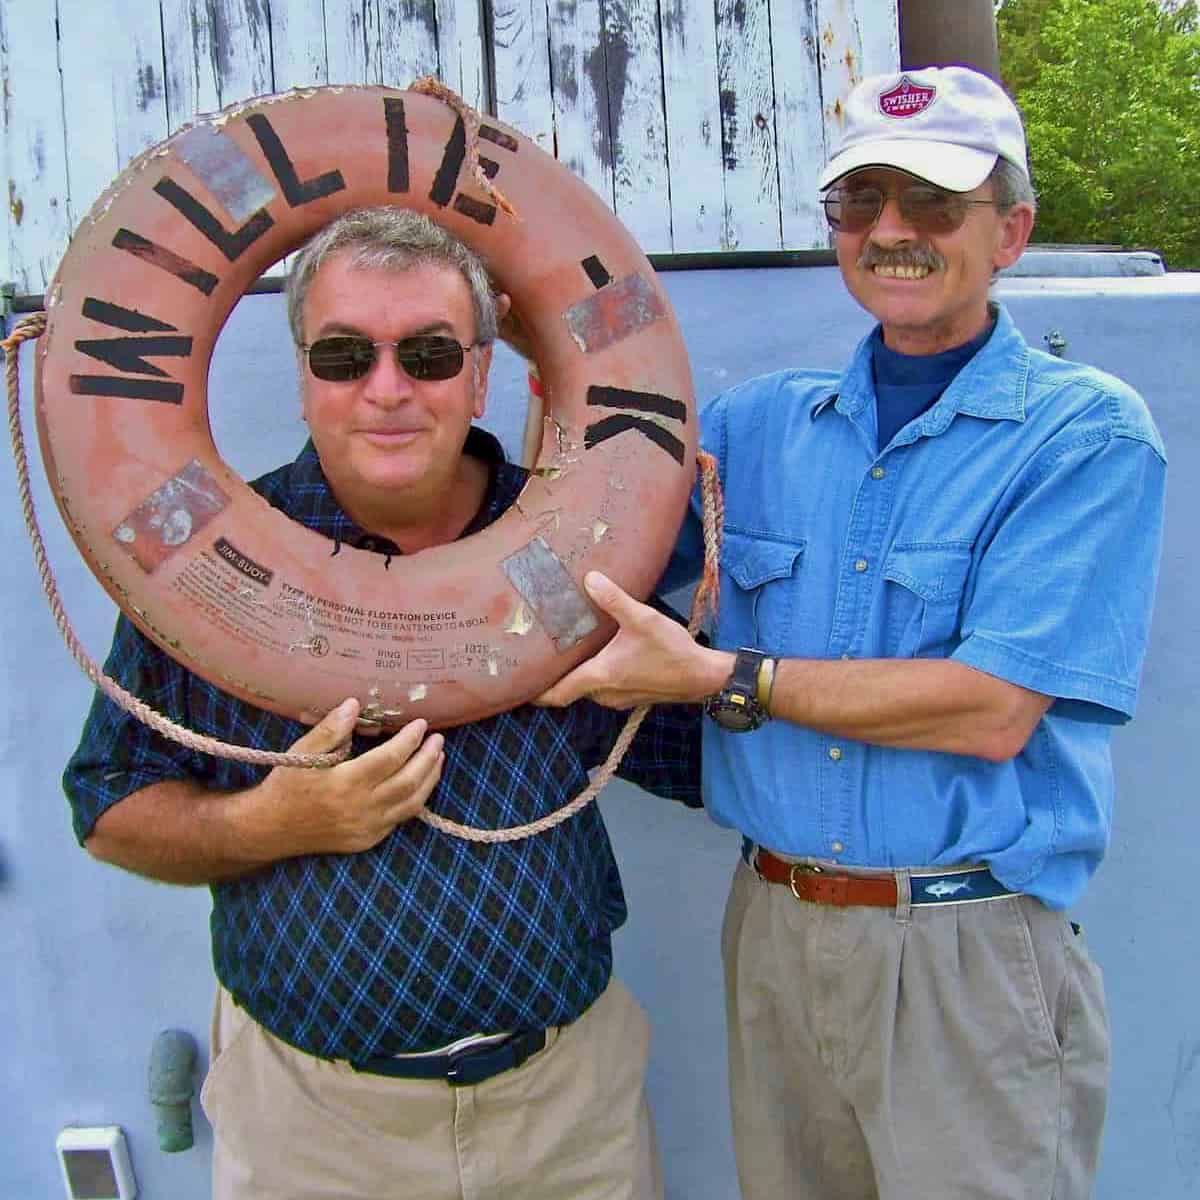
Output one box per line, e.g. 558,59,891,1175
752,846,899,906
751,846,1015,908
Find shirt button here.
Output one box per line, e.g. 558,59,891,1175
831,841,845,853
854,558,868,573
871,466,886,480
828,746,843,761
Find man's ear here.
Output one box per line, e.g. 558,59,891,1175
472,343,493,420
297,349,311,424
993,203,1035,272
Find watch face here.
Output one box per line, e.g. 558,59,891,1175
705,647,769,732
715,706,759,732
705,694,764,732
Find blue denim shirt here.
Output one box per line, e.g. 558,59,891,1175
667,305,1166,908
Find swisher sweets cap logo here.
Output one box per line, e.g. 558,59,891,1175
878,76,937,119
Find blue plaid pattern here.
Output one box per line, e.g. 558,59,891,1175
64,431,700,1059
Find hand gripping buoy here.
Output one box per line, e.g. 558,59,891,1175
34,85,696,730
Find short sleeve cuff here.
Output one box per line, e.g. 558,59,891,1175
954,632,1137,721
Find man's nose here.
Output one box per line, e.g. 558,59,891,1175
870,192,918,243
362,345,413,405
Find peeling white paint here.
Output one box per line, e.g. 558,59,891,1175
505,600,534,636
158,508,193,546
4,2,895,290
360,701,407,723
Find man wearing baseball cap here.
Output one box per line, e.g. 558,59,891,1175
541,66,1166,1197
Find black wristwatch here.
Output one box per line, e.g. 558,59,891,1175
705,647,773,732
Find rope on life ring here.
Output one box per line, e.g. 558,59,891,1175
18,80,729,839
6,310,723,832
36,81,697,732
6,313,346,767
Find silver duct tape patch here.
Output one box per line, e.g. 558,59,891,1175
501,537,599,651
175,124,277,222
563,272,667,354
113,459,230,573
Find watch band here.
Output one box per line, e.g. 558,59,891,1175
756,656,777,714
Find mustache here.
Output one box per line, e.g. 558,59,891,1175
858,242,945,272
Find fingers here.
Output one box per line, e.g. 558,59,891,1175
292,706,442,789
289,698,360,752
535,576,656,708
382,737,446,822
582,571,647,625
347,718,438,785
296,700,411,739
535,678,572,708
350,723,444,827
537,665,599,708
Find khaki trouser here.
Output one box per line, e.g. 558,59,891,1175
201,977,663,1200
722,858,1110,1200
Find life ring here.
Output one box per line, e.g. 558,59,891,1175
34,85,696,729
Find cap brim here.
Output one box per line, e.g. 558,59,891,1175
818,140,998,192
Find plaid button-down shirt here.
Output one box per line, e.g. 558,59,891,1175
64,431,701,1060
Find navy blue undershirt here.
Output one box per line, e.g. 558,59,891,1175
872,318,995,452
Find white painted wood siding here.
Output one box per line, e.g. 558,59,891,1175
2,0,72,288
0,0,898,292
659,0,723,253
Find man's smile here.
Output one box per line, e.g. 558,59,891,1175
870,262,935,280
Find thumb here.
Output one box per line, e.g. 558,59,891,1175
289,697,359,753
583,571,641,624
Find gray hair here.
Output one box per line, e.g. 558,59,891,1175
989,157,1037,214
286,207,498,345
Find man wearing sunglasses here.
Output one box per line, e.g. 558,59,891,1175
541,66,1166,1198
63,207,700,1200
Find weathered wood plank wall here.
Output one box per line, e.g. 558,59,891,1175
1,0,898,292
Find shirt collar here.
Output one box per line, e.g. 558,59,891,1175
810,303,1030,429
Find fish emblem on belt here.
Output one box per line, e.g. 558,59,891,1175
924,878,973,899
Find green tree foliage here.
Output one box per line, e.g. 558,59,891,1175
998,0,1200,266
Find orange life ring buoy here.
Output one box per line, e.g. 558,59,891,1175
34,85,696,729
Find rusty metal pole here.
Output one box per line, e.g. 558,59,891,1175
898,0,1001,80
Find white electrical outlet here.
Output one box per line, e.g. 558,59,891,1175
55,1126,138,1200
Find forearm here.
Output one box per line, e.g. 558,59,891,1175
650,641,1041,758
83,709,443,884
765,656,1049,761
85,777,292,885
538,576,1049,762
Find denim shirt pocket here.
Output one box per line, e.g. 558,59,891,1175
721,531,806,648
883,542,973,658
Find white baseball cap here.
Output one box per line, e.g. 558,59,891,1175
818,66,1030,193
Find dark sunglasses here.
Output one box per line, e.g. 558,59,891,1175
301,334,486,383
822,182,998,236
